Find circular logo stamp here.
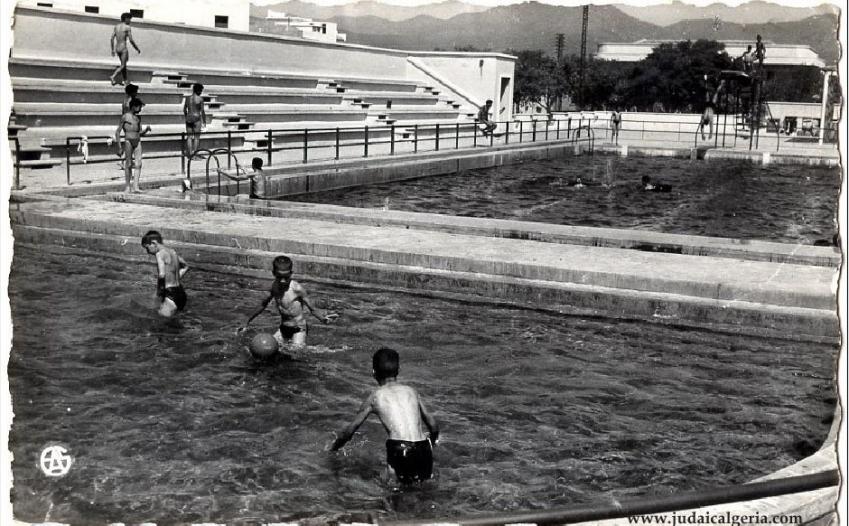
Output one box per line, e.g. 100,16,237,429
40,445,73,477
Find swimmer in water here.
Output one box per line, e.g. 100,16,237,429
115,97,151,193
330,347,440,485
141,230,189,318
238,255,337,349
563,176,586,188
109,12,141,86
641,175,671,193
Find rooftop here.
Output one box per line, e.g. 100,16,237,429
594,39,825,68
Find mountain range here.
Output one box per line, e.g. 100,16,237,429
251,1,841,64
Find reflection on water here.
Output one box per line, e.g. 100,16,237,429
286,156,840,244
8,246,837,523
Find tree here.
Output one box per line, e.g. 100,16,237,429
619,40,733,112
560,55,627,110
511,50,567,116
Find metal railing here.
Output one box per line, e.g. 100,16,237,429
49,119,593,185
13,112,827,188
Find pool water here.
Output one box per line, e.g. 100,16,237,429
8,245,837,524
286,156,840,244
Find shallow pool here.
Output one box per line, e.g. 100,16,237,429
286,156,840,244
8,245,837,524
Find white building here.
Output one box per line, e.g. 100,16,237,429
18,0,250,31
594,39,825,68
266,8,346,43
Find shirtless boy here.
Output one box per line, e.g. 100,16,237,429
115,97,151,193
330,348,440,485
239,256,337,349
110,13,141,86
698,80,725,141
141,231,189,318
183,83,207,156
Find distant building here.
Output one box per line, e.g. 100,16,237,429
594,39,825,68
264,9,346,43
18,0,250,31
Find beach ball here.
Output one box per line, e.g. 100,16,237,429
249,333,279,359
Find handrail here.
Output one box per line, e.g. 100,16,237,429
57,118,596,185
196,148,249,201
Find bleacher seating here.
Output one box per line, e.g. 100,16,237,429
9,56,478,171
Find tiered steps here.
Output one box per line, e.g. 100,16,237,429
9,56,478,172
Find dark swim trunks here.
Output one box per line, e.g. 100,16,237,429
278,325,304,339
386,439,433,484
164,286,187,311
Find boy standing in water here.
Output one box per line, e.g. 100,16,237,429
115,98,151,193
141,231,189,317
330,348,440,485
110,12,141,86
239,255,337,349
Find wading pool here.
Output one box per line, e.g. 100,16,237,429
8,245,837,524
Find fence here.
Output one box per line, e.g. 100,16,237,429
49,118,594,186
13,110,827,190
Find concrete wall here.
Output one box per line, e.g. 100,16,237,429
12,6,409,78
18,0,250,31
407,52,516,119
767,102,830,121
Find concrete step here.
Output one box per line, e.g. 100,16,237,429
8,124,28,136
221,121,256,131
9,56,156,83
236,110,366,124
16,158,63,169
336,79,419,93
13,145,51,161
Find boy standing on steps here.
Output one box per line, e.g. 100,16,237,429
183,83,207,157
330,348,440,485
110,12,141,86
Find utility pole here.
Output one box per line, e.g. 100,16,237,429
556,33,565,63
555,33,566,111
579,5,589,109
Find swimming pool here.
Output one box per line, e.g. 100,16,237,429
8,245,837,523
286,156,840,245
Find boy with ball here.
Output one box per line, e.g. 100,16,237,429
238,255,337,351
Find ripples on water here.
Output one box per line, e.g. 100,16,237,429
287,156,840,244
8,246,837,524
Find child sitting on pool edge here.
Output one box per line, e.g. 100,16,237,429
330,347,440,485
141,230,189,317
238,255,337,349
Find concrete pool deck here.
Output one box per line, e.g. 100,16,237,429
10,188,839,341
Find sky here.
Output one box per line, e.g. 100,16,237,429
252,0,840,7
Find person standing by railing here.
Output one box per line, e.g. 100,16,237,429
478,99,497,136
109,12,141,86
183,83,207,157
610,109,622,144
115,98,151,193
